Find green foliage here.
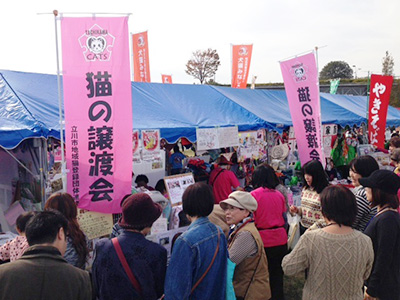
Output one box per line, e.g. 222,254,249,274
389,79,400,107
319,61,353,80
185,49,221,84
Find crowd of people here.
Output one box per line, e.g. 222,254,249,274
1,147,400,300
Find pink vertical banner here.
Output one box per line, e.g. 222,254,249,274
280,52,325,166
61,17,133,213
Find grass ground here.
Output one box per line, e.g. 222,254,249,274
283,274,305,300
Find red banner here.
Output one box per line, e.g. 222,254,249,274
162,74,172,84
231,44,253,89
132,31,151,82
368,74,393,148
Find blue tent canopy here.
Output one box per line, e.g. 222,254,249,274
1,69,399,149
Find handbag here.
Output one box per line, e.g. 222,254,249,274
112,238,143,296
160,228,221,300
191,228,221,294
287,214,301,250
271,138,289,161
226,258,236,300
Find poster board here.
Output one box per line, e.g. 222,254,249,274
218,126,239,148
196,126,239,151
146,226,189,258
77,209,113,240
322,124,337,158
237,130,266,161
164,173,195,205
142,129,161,162
196,128,218,151
132,130,141,163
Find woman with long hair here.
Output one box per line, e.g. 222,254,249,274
44,192,89,269
290,160,329,232
360,170,400,300
348,155,379,231
251,164,287,300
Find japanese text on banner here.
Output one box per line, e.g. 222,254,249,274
132,31,151,82
231,45,253,89
61,17,133,214
280,52,325,166
368,74,393,148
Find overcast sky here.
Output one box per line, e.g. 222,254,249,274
0,0,398,84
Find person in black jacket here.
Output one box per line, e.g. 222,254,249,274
360,170,400,300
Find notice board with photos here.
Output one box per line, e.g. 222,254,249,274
164,173,195,205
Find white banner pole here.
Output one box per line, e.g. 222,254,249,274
53,10,67,192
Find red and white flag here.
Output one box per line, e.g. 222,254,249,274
132,31,151,82
368,74,393,148
231,44,253,89
162,74,172,84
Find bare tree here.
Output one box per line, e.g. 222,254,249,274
382,51,394,76
185,49,220,84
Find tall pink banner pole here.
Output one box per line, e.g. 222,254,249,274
280,52,325,166
61,16,133,213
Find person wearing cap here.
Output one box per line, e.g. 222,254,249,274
92,193,167,300
164,182,228,300
209,155,243,204
282,185,374,300
360,170,400,300
250,164,287,300
220,191,271,300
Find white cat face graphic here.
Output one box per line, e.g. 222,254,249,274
87,37,106,54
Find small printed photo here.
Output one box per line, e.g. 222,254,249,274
167,180,181,189
159,237,170,246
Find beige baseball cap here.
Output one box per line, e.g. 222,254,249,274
220,191,258,213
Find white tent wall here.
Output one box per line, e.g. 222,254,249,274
132,149,166,189
0,138,47,232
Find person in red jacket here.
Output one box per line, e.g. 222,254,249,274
209,155,242,204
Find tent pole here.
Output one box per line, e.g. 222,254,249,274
38,138,45,208
54,10,67,192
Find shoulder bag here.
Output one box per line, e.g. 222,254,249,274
112,238,143,296
191,228,221,294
